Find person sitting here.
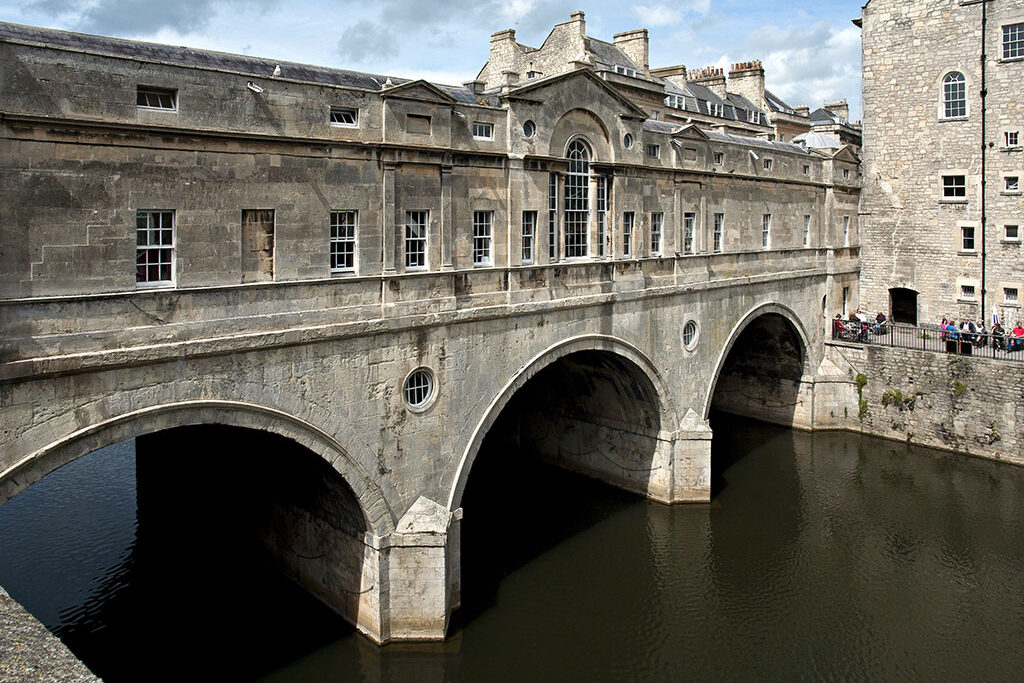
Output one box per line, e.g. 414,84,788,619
940,317,949,340
1011,322,1024,351
975,321,987,347
945,320,959,352
959,318,976,344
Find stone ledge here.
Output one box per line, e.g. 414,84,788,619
0,586,98,682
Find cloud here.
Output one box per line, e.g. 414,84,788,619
28,0,279,36
744,21,862,118
337,20,397,63
630,5,681,26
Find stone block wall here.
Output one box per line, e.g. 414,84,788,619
821,341,1024,467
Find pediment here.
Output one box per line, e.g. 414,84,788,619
381,79,457,105
502,69,648,120
831,144,860,163
671,124,711,142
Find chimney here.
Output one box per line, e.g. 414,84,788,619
794,104,810,118
728,60,764,109
687,66,727,99
463,79,485,95
823,98,850,123
650,65,687,88
569,10,586,35
613,28,649,75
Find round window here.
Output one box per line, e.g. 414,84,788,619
403,368,436,411
623,133,634,149
523,120,536,138
683,320,699,350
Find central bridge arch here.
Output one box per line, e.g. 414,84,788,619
448,334,681,511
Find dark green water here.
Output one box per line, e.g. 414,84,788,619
1,416,1023,681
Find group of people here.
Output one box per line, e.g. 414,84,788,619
833,309,887,341
940,317,1024,351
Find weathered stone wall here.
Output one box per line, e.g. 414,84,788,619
860,0,1024,325
820,341,1024,467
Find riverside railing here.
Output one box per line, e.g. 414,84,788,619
831,320,1024,362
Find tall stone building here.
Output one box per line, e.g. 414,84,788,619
859,0,1024,326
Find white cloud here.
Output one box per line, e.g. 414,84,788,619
630,5,681,26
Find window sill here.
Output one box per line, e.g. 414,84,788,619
997,57,1024,64
1002,302,1021,309
1001,238,1021,244
1002,191,1022,196
957,298,979,304
939,198,968,205
958,250,978,256
331,269,356,276
136,281,175,289
329,123,358,129
939,116,969,123
1001,147,1023,153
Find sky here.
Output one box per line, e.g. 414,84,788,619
1,0,864,119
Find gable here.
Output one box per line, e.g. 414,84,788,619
380,79,457,105
503,69,648,119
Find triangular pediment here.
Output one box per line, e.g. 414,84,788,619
502,69,648,119
380,79,457,105
831,144,860,163
671,123,711,142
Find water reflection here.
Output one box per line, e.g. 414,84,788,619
0,417,1022,681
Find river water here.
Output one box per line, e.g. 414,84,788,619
1,416,1022,681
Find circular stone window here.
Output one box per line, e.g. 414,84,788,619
523,120,536,138
623,133,634,149
403,367,436,412
682,320,699,350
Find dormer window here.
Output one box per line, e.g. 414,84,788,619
664,95,685,109
706,102,724,117
329,106,358,127
137,86,176,110
614,65,637,77
747,110,761,124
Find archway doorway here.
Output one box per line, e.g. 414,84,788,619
890,288,918,325
0,425,368,681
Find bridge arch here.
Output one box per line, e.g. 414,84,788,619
703,302,813,426
0,399,394,536
447,334,680,511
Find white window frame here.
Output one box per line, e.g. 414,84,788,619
763,158,773,171
1003,174,1021,195
1004,223,1021,242
961,224,977,252
803,215,811,247
329,106,358,127
713,152,724,165
761,213,771,249
330,210,357,273
802,164,810,176
522,211,536,264
650,212,663,256
472,122,494,140
646,144,660,159
623,211,634,258
941,71,967,119
1004,286,1020,306
564,139,591,259
136,85,177,111
136,209,175,286
473,210,493,266
683,212,696,255
960,283,977,301
1003,22,1024,60
941,174,967,201
843,216,851,247
405,210,428,270
1005,131,1021,148
596,176,608,257
713,213,724,253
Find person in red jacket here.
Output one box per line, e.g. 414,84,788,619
1011,322,1024,351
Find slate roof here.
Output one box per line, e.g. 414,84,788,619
0,21,489,104
705,130,812,155
764,89,798,115
586,37,641,73
643,120,684,134
792,131,842,149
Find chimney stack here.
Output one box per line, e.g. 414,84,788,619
613,28,649,75
728,60,765,109
687,66,727,99
823,98,850,123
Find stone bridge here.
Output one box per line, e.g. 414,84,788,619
0,249,857,643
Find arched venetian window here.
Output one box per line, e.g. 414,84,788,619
564,139,590,258
943,72,966,118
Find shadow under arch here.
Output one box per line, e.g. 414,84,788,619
703,302,813,428
447,334,680,511
549,108,612,161
0,399,394,537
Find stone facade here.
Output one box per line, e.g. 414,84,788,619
0,17,862,644
860,0,1024,326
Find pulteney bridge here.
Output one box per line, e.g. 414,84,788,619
0,249,857,643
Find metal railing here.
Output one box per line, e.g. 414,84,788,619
831,320,1024,362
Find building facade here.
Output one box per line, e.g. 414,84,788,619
860,0,1024,326
0,16,860,302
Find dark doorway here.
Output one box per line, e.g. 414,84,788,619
889,288,918,325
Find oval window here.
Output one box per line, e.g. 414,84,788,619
404,368,436,411
683,320,699,350
624,133,634,149
523,120,536,138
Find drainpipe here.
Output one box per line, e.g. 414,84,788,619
980,0,989,324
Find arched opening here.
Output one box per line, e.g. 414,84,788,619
709,311,809,428
890,287,918,325
0,424,374,680
457,348,665,623
565,138,591,258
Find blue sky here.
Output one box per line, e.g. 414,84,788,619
1,0,864,119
